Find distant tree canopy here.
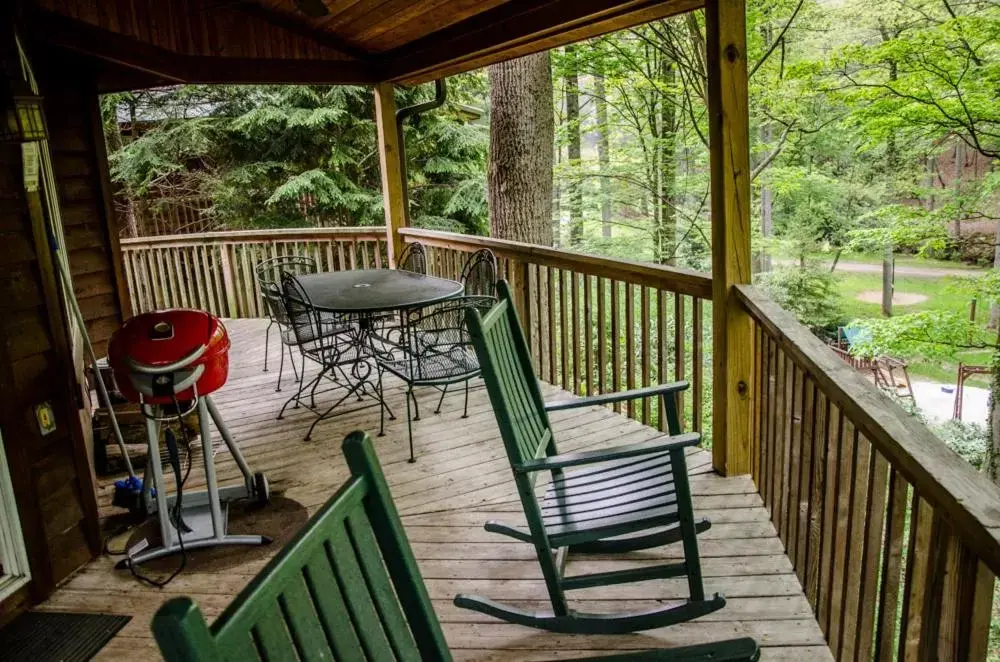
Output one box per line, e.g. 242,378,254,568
101,0,1000,269
102,77,488,236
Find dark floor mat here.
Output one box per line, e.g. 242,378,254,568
0,611,130,662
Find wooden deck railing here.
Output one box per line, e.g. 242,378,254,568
120,228,388,318
399,228,712,435
738,284,1000,661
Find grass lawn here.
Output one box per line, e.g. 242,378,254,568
833,269,993,387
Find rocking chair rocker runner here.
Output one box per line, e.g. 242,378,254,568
152,432,760,662
459,280,724,634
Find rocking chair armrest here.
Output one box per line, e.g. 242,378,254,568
544,381,689,412
514,432,701,474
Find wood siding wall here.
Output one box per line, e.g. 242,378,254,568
0,50,122,615
0,141,99,613
37,53,129,350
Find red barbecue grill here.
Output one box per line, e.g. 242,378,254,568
108,309,270,570
109,309,230,404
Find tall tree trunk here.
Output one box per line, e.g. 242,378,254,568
986,341,1000,485
882,245,894,317
113,99,140,238
553,142,562,247
594,72,612,239
757,123,774,273
657,60,676,265
488,53,554,246
990,222,1000,329
565,46,583,247
953,141,965,237
882,52,898,315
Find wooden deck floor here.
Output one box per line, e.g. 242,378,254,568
39,319,832,661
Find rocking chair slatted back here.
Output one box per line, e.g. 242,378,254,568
152,432,450,662
465,281,553,484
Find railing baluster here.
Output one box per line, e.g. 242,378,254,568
794,376,816,583
771,349,786,528
547,267,556,385
953,553,995,661
561,270,570,392
674,293,685,427
828,417,857,658
656,289,668,432
854,447,889,661
779,358,796,543
583,274,594,397
640,286,651,425
625,282,635,420
818,404,842,637
610,280,621,413
806,389,828,607
875,468,909,660
838,428,871,661
598,278,608,400
787,366,804,556
571,271,580,397
762,334,775,509
898,496,938,660
692,297,703,433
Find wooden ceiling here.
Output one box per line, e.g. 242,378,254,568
25,0,703,89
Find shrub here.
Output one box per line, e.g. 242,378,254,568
931,418,989,470
755,266,845,334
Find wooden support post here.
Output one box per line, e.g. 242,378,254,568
375,82,407,267
707,0,753,476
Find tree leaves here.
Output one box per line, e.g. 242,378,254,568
105,78,488,233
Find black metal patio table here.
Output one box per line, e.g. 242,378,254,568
296,269,464,314
279,269,464,439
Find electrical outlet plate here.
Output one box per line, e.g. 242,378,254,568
34,401,56,436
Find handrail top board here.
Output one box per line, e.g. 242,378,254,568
121,226,387,248
400,227,713,300
736,283,1000,575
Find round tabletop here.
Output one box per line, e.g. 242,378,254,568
296,269,464,313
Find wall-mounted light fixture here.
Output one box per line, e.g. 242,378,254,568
2,80,46,143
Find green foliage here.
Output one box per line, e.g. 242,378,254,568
931,418,989,469
847,311,992,361
103,80,487,234
755,266,845,332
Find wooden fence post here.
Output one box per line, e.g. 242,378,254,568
374,82,406,267
707,0,753,476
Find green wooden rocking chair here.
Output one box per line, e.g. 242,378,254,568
152,431,760,661
458,281,725,634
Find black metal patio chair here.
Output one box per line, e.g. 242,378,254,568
397,241,427,274
256,256,352,392
459,247,498,296
375,295,494,463
277,272,388,441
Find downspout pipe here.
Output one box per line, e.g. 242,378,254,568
395,78,447,223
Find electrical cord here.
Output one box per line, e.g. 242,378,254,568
122,396,194,588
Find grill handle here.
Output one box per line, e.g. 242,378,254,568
124,344,208,375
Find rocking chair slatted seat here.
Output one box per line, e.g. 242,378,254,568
153,431,761,662
458,280,724,634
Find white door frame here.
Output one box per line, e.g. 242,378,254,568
0,427,31,602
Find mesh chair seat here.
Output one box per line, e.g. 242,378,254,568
380,345,480,384
279,314,352,347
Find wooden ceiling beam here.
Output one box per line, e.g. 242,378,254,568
381,0,704,84
30,9,379,87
